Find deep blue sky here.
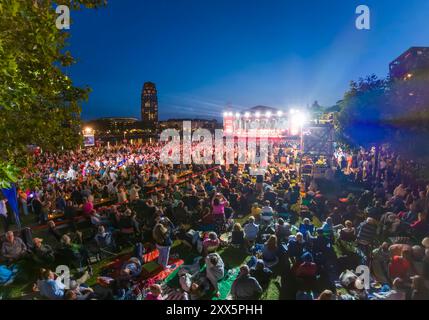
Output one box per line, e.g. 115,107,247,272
68,0,429,120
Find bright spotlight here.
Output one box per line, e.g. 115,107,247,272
265,111,271,118
223,112,228,117
291,112,307,127
255,112,261,118
235,112,240,118
228,112,233,117
84,127,93,134
244,112,250,118
277,111,283,117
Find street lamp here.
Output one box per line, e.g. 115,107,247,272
290,111,307,180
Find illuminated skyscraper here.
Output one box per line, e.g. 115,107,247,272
141,82,159,129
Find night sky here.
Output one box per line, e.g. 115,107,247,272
68,0,429,120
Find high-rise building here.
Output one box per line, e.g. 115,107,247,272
141,82,159,129
389,47,429,80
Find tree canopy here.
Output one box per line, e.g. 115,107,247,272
336,70,429,166
0,0,106,188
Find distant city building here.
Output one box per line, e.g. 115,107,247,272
389,47,429,80
84,117,139,136
159,118,221,132
141,82,159,129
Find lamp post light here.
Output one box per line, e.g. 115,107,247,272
290,111,307,181
84,127,93,135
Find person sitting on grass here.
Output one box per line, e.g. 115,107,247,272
275,218,291,243
37,269,66,300
295,252,318,289
120,257,142,280
339,220,356,242
205,252,225,298
1,231,29,263
299,218,315,241
263,235,279,268
145,284,164,300
287,232,306,263
32,237,55,265
231,265,263,300
231,223,245,247
68,279,95,300
250,260,273,289
389,249,413,281
94,225,117,252
47,220,63,243
250,203,262,221
243,216,259,246
57,235,92,273
199,232,220,256
261,200,274,225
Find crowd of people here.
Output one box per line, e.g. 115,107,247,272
1,142,429,300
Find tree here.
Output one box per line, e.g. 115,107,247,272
335,75,391,150
0,0,106,188
336,71,429,178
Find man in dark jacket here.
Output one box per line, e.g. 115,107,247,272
231,265,263,300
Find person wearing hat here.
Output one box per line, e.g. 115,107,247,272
33,237,55,264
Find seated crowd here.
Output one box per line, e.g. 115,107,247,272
0,144,429,300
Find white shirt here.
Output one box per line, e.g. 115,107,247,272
0,199,8,217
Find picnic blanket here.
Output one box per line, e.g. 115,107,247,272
212,267,239,300
0,265,18,286
101,248,160,278
141,258,185,287
164,258,239,301
161,284,188,300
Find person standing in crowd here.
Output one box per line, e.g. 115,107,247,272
152,218,173,269
0,195,9,233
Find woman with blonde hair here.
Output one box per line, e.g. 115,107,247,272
231,223,244,247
